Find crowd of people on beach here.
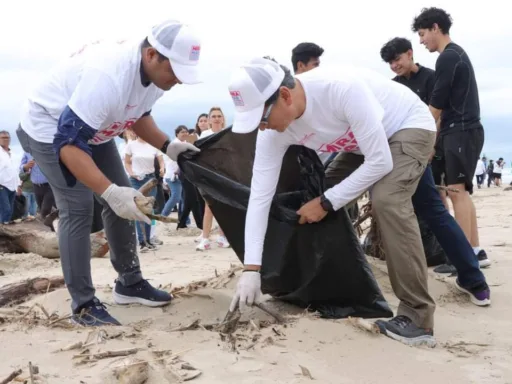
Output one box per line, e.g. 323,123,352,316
0,7,503,349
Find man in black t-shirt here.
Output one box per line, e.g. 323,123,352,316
412,7,489,267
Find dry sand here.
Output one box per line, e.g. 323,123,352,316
0,186,511,384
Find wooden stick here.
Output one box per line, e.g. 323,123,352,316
146,213,178,223
74,347,140,361
255,302,286,324
0,369,22,384
0,277,65,307
138,178,158,196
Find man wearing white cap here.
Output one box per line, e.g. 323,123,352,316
227,57,439,347
16,20,201,326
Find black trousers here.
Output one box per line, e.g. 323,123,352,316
178,177,204,229
33,182,56,219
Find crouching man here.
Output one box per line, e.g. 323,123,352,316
227,57,438,347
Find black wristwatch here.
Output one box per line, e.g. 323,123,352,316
160,138,171,153
320,194,334,212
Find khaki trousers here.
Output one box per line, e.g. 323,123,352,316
325,128,437,328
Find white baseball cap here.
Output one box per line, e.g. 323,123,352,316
147,20,202,85
228,57,285,134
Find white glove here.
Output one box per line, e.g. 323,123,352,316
166,141,200,162
101,184,151,224
229,271,262,312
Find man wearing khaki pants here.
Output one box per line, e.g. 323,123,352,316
226,57,437,347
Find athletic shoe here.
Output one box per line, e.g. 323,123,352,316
455,279,491,306
139,242,149,253
112,279,172,307
196,238,211,251
477,250,491,268
71,297,121,326
150,236,164,245
217,235,231,248
433,263,457,275
375,315,436,347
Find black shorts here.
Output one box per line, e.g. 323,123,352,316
431,126,484,194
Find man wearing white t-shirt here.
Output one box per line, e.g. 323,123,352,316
227,57,438,347
16,20,200,326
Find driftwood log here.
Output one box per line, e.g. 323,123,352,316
0,178,163,259
0,276,65,307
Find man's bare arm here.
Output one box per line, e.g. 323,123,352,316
60,145,112,195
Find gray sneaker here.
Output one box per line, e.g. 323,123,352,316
375,315,436,347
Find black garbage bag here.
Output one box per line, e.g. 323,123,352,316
178,127,393,319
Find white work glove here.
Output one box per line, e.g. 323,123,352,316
101,184,151,224
166,141,200,162
229,271,262,312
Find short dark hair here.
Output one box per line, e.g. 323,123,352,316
412,7,453,34
380,37,413,63
175,125,188,136
141,37,168,62
291,42,324,72
262,56,296,107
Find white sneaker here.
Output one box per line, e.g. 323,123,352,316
217,235,231,248
196,238,212,251
194,233,204,243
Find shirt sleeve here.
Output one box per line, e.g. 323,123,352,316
19,153,28,172
425,70,436,105
124,142,132,156
68,68,120,130
244,130,292,266
429,51,459,110
323,79,393,210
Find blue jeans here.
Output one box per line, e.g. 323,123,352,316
129,175,157,244
0,186,16,223
22,191,37,217
412,165,485,289
161,178,182,217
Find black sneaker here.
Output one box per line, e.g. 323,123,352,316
375,315,436,347
147,241,158,251
433,263,457,275
150,237,164,245
477,250,491,268
71,297,121,327
139,242,149,253
112,279,173,307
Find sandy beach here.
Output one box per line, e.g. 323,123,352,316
0,186,511,384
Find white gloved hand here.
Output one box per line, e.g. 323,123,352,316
229,271,262,312
101,184,151,224
166,141,200,162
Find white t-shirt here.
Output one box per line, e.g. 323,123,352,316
0,147,20,192
124,140,161,178
494,162,504,174
475,159,486,176
163,138,181,180
20,39,164,145
244,66,436,265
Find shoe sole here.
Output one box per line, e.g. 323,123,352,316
479,259,491,268
455,283,491,306
112,291,172,307
382,329,437,348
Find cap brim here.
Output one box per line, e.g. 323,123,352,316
172,61,202,85
232,104,264,134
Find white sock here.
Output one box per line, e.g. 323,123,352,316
473,247,481,255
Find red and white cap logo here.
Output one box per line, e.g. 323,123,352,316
230,90,244,107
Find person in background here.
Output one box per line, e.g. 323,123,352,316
475,157,486,189
19,152,38,220
125,135,165,252
0,131,21,224
196,107,230,250
487,160,494,188
291,42,324,74
493,158,504,187
380,37,492,276
412,7,488,267
194,113,209,136
161,125,188,218
150,151,166,245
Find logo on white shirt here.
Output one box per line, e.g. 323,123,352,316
318,129,359,152
89,118,137,144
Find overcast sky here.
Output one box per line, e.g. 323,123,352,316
1,0,511,163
